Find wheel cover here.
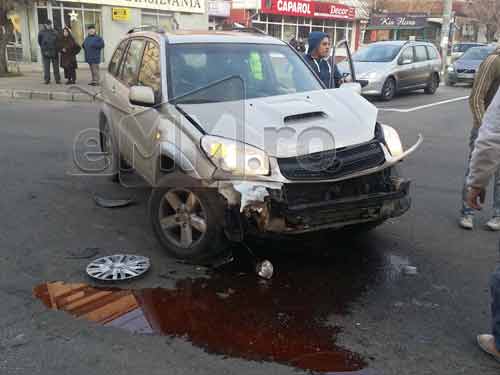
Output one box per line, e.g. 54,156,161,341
101,128,114,170
383,80,394,98
158,189,208,249
86,254,150,281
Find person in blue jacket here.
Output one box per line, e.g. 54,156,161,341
82,25,104,86
304,31,342,89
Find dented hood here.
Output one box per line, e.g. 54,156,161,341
178,89,378,158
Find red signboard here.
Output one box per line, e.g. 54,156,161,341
261,0,355,21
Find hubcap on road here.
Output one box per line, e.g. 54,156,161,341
86,254,150,281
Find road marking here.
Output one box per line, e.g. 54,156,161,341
378,96,469,113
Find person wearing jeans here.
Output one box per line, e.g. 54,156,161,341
82,25,104,86
466,87,500,362
38,20,61,84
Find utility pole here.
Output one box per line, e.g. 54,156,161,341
440,0,453,73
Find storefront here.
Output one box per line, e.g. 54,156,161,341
208,0,231,30
366,13,441,45
252,0,358,52
9,0,208,65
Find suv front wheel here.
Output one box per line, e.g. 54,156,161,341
424,73,439,95
149,188,228,262
380,77,396,101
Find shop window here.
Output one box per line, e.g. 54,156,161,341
37,8,49,30
268,15,282,23
254,23,266,33
312,26,323,33
283,25,296,42
336,28,346,43
268,24,281,39
298,25,310,41
109,40,128,77
284,16,296,24
121,39,146,87
138,42,162,97
142,11,175,32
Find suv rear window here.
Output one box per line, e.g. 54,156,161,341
414,46,428,62
427,46,439,60
108,40,128,77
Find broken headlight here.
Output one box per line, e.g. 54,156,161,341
381,124,404,158
201,135,270,176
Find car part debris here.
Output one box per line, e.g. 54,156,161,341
86,254,150,281
94,195,135,208
256,260,274,280
66,247,100,259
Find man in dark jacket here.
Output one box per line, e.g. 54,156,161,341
38,20,61,84
303,31,342,89
82,25,104,86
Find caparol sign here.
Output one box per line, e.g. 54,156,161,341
370,13,428,29
261,0,355,21
60,0,204,14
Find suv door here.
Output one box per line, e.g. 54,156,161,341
396,46,416,89
114,38,146,164
414,45,430,86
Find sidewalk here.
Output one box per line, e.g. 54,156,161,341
0,67,102,102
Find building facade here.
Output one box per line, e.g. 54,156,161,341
8,0,208,65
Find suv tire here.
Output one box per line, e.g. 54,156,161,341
425,73,439,94
380,77,396,101
149,187,228,262
99,119,120,183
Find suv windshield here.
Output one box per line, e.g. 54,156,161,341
167,43,322,103
461,47,494,60
353,44,402,63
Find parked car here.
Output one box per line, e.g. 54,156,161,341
451,42,486,62
99,28,422,261
340,41,441,101
446,45,495,86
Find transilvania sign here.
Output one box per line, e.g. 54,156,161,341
370,13,428,29
59,0,204,14
261,0,356,21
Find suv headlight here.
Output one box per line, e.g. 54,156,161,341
381,124,404,158
201,135,270,176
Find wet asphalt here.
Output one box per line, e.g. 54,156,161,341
1,85,500,375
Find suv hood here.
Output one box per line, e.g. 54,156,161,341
178,89,378,158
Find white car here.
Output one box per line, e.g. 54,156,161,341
99,27,422,262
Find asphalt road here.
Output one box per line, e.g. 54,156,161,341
1,85,500,375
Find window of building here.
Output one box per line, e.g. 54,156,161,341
141,10,176,32
138,41,162,97
121,39,146,87
415,45,428,62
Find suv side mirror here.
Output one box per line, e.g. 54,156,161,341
129,86,155,107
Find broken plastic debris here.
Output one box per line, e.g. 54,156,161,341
256,260,274,280
94,195,135,209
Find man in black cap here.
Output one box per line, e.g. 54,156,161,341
38,20,61,84
82,24,104,86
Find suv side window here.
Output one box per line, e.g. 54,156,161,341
108,40,128,77
120,39,146,86
427,46,439,60
138,41,161,97
400,47,414,63
415,46,428,62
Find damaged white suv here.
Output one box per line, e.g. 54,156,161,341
100,28,422,261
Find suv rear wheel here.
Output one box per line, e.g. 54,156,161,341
425,73,439,94
99,120,120,183
149,188,228,262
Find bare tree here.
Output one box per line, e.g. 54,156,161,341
0,0,30,74
465,0,500,41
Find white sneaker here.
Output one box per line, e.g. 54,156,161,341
486,217,500,231
459,215,474,230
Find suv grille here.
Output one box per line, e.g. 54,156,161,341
457,69,476,74
278,140,386,181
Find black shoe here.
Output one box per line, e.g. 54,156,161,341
55,81,61,84
88,82,97,86
65,80,71,85
44,81,50,84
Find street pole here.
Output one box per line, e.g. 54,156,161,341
440,0,453,73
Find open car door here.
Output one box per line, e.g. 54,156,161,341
331,39,363,94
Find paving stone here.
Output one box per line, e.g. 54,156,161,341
12,90,32,99
31,91,51,100
72,93,93,102
0,88,12,98
51,91,74,102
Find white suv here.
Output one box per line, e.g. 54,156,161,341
99,28,422,262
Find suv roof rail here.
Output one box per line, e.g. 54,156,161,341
223,25,267,35
127,25,165,34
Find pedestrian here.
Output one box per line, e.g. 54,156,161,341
38,20,61,84
82,25,104,86
459,45,500,230
57,27,81,85
303,31,342,89
465,87,500,362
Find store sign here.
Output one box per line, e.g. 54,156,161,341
208,0,231,17
112,8,131,21
261,0,355,20
370,13,428,28
60,0,204,14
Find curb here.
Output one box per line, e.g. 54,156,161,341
0,88,95,103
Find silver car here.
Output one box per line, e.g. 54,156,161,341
343,41,442,101
99,28,421,262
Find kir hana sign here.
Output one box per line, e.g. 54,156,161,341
261,0,355,21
